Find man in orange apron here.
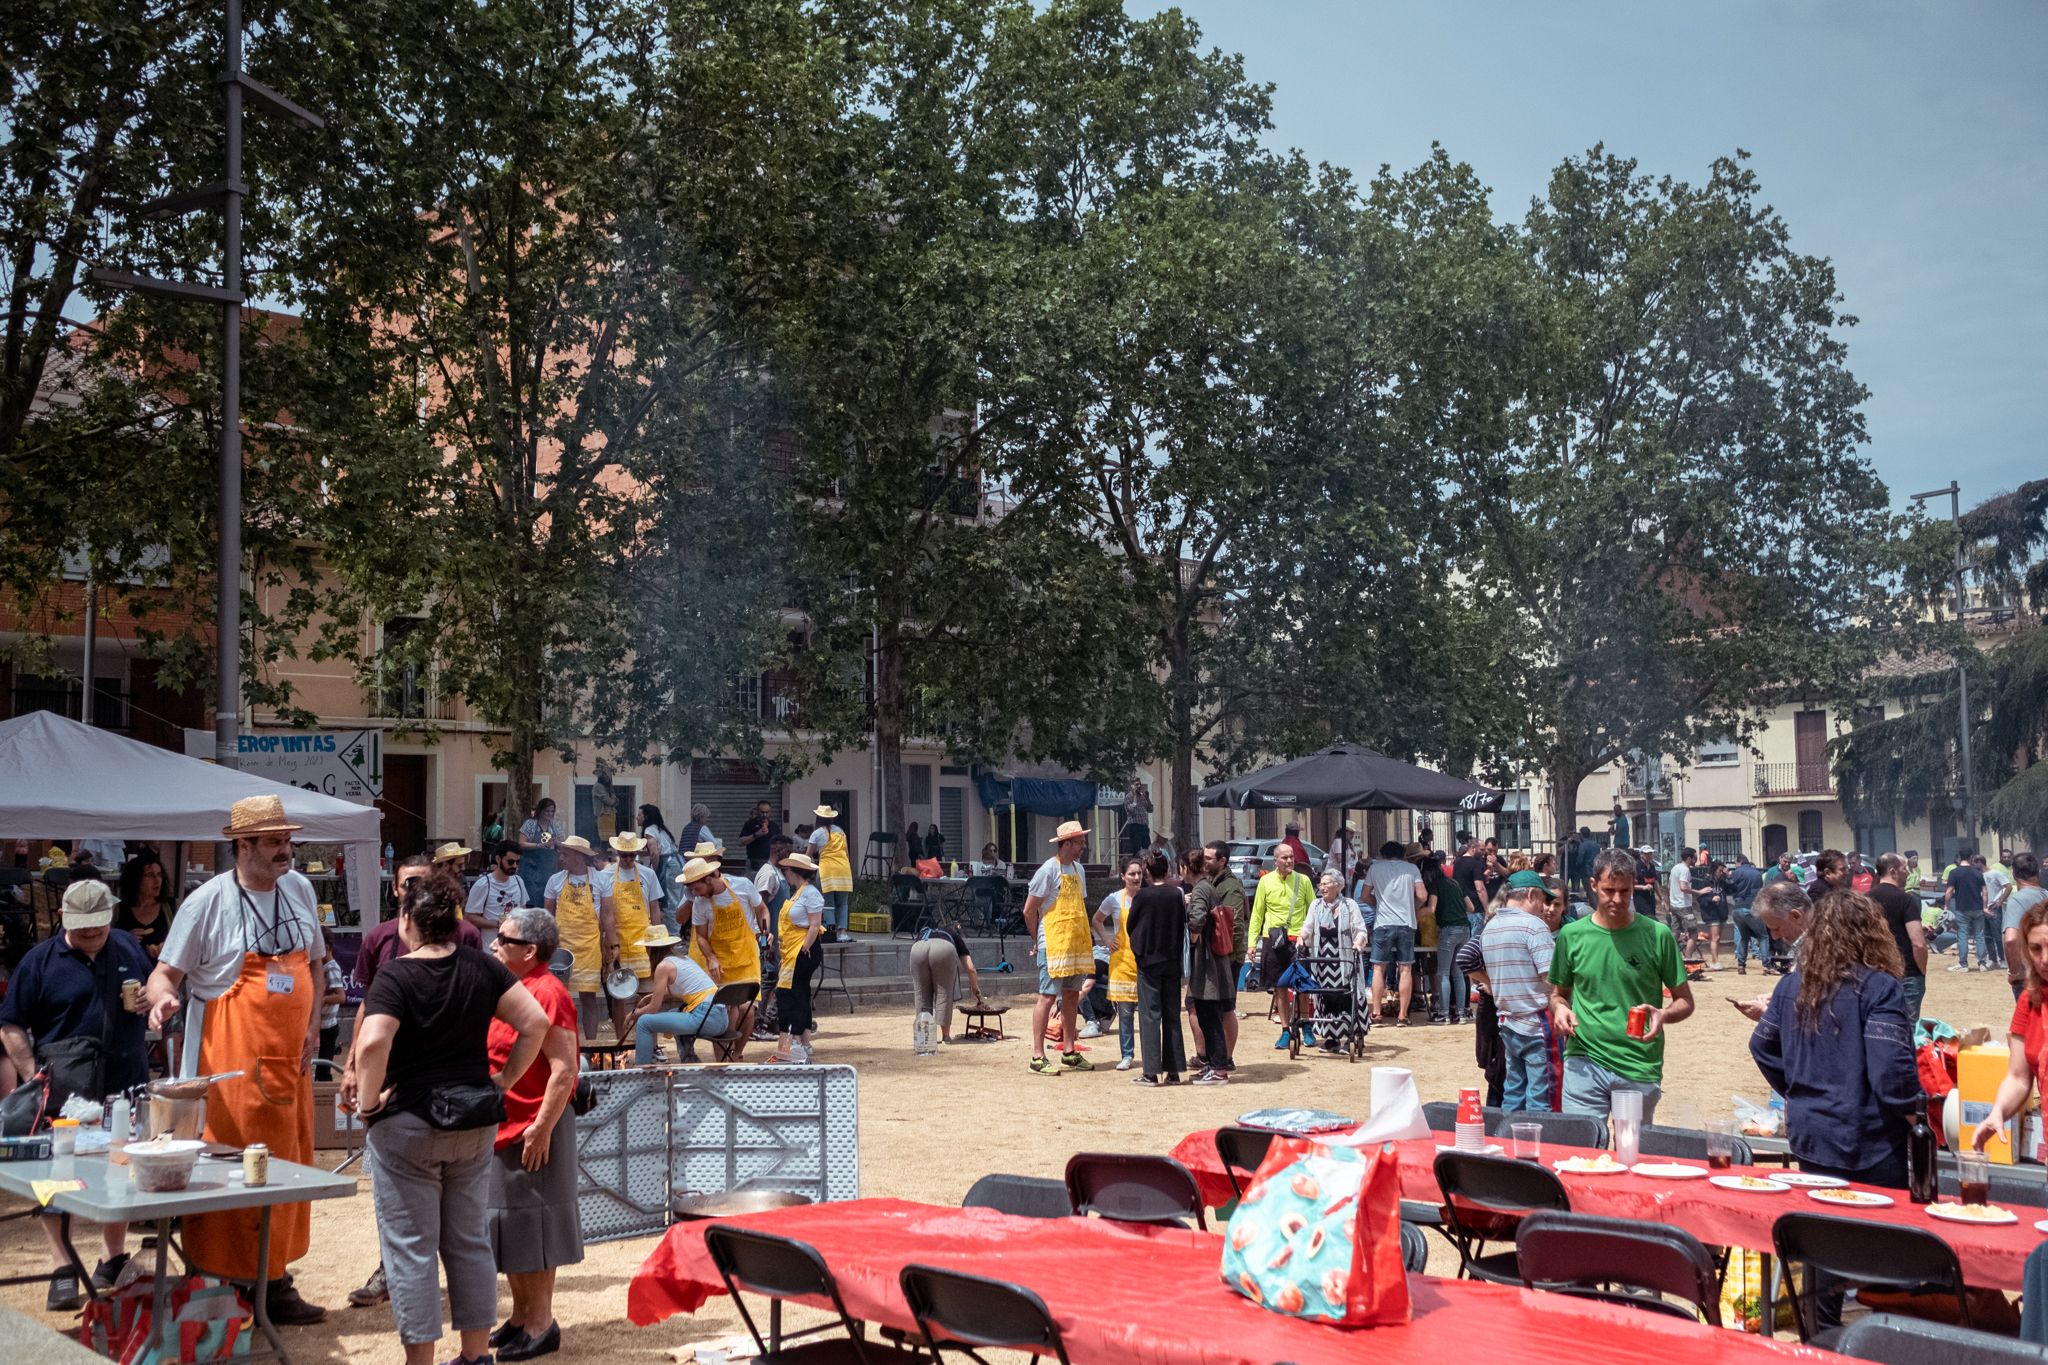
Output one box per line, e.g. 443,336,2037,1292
146,795,329,1324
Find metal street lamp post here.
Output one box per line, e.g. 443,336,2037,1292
1910,481,1977,856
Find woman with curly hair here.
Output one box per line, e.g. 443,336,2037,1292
1748,889,1918,1187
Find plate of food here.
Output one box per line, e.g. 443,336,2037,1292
1927,1202,2018,1225
1771,1172,1849,1189
1553,1154,1629,1175
1710,1175,1791,1193
1809,1188,1893,1208
1631,1162,1708,1180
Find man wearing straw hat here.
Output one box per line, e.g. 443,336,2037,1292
543,835,616,1040
679,856,765,990
145,794,330,1324
1023,820,1096,1075
806,805,854,940
594,831,664,1040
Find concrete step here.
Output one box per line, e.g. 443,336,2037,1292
817,969,1041,1009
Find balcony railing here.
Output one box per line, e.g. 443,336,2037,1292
1755,762,1834,798
9,680,129,730
371,669,457,722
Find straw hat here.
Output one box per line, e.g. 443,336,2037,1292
60,879,115,930
431,841,472,864
689,840,722,859
1047,819,1089,845
222,794,301,839
610,832,648,854
677,856,721,887
556,835,597,859
777,852,819,874
813,804,838,820
640,929,684,949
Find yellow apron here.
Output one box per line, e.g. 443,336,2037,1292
557,875,601,992
776,892,813,990
689,885,762,983
610,865,651,978
819,827,853,893
1042,863,1093,979
1108,891,1137,1003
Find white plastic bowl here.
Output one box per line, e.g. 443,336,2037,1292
126,1138,206,1193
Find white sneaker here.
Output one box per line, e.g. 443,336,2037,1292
1078,1021,1103,1039
1949,964,1970,972
1114,1057,1134,1071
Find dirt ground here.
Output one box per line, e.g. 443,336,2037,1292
1,960,2021,1361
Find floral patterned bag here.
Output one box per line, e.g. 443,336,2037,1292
1218,1136,1411,1326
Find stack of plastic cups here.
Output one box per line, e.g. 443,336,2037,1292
1610,1088,1642,1167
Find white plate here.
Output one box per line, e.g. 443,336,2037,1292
1771,1172,1849,1189
1710,1175,1791,1193
2033,1220,2048,1234
1926,1202,2019,1226
1631,1162,1709,1180
1553,1157,1630,1175
1808,1188,1894,1208
1436,1143,1505,1157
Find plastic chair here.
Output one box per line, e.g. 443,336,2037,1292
1772,1211,1969,1343
1399,1222,1429,1274
1432,1150,1570,1285
1421,1102,1605,1150
1213,1125,1276,1201
1640,1123,1755,1166
1513,1210,1720,1324
686,981,760,1062
962,1173,1071,1220
899,1264,1072,1365
1063,1152,1206,1229
705,1225,925,1365
1838,1313,2048,1365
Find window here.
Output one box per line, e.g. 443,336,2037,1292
1495,789,1532,848
1253,808,1277,839
1853,822,1897,857
907,763,933,806
378,617,431,718
1697,737,1739,767
1797,810,1824,853
1699,829,1744,864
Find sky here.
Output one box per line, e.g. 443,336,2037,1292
1164,0,2046,511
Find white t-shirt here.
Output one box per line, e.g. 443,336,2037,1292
595,862,666,905
543,870,594,904
1986,866,2013,910
785,883,823,928
161,870,326,1002
1092,890,1129,960
465,871,528,927
1364,860,1420,929
688,875,765,930
753,863,786,903
1667,862,1694,910
1027,856,1083,904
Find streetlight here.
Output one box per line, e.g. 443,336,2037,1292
86,0,322,769
1909,481,1977,857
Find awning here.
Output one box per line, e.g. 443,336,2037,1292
1197,742,1499,813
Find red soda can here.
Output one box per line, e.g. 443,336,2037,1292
1627,1004,1650,1039
1456,1086,1483,1125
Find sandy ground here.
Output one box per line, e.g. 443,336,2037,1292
1,959,2022,1361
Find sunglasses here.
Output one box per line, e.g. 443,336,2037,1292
496,936,535,948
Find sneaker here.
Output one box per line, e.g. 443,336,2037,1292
498,1322,561,1361
444,1355,496,1365
1949,964,1971,972
1029,1056,1061,1075
1077,1020,1103,1039
1192,1069,1229,1086
348,1264,389,1308
1299,1025,1317,1047
1131,1073,1159,1086
47,1265,83,1312
1273,1029,1292,1050
1114,1057,1134,1071
265,1276,327,1326
92,1253,130,1291
1060,1050,1093,1072
1396,1017,1412,1028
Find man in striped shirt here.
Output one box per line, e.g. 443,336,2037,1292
1477,871,1562,1111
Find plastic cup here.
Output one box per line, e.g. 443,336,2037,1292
1704,1118,1737,1171
1511,1122,1542,1163
1957,1152,1991,1207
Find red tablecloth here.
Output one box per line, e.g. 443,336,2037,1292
1170,1128,2043,1292
629,1198,1833,1365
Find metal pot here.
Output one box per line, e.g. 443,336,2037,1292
603,965,642,1001
146,1092,206,1141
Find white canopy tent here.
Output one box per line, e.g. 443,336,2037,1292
0,710,383,922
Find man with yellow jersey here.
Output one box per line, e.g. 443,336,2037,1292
596,832,664,1041
1024,820,1096,1075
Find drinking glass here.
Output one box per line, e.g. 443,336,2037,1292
1704,1118,1737,1171
1511,1122,1542,1163
1957,1152,1992,1207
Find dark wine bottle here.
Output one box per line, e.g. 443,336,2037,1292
1906,1098,1938,1205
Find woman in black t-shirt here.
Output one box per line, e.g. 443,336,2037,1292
116,853,174,961
353,879,548,1365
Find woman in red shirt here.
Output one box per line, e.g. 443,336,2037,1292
1974,897,2048,1153
485,908,583,1361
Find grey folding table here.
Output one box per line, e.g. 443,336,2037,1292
0,1150,356,1364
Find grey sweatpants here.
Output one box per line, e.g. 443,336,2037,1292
366,1111,498,1346
910,938,961,1035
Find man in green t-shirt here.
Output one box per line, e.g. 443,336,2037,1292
1549,846,1695,1123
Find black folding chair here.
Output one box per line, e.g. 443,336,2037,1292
1838,1313,2048,1365
704,1225,925,1365
1421,1102,1605,1150
1432,1150,1570,1285
899,1264,1072,1365
686,981,760,1061
889,872,931,940
1064,1153,1206,1229
1513,1210,1720,1324
1213,1125,1276,1202
962,1173,1071,1220
1640,1123,1754,1166
862,832,897,881
1773,1211,1970,1344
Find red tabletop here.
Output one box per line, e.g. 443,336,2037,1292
1170,1128,2044,1293
629,1197,1834,1365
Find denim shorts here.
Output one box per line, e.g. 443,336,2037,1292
1038,958,1087,996
1370,923,1416,966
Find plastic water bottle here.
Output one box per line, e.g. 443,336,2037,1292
108,1096,131,1149
913,1011,938,1056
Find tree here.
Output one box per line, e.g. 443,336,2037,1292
1395,145,1910,834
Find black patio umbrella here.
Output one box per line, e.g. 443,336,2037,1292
1196,742,1503,814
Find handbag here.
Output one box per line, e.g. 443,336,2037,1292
1259,928,1294,992
1208,900,1233,957
424,1082,507,1132
1219,1135,1410,1325
571,1075,599,1117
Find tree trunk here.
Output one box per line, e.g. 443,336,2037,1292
1547,760,1591,852
1168,628,1198,854
873,625,906,854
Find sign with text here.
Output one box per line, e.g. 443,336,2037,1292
237,729,384,804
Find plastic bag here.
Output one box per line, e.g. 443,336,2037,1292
1731,1093,1782,1138
1219,1136,1410,1326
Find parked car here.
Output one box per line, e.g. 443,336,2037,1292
1225,838,1329,885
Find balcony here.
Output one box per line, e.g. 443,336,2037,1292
9,678,129,730
370,669,457,722
733,668,809,728
1755,762,1834,799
